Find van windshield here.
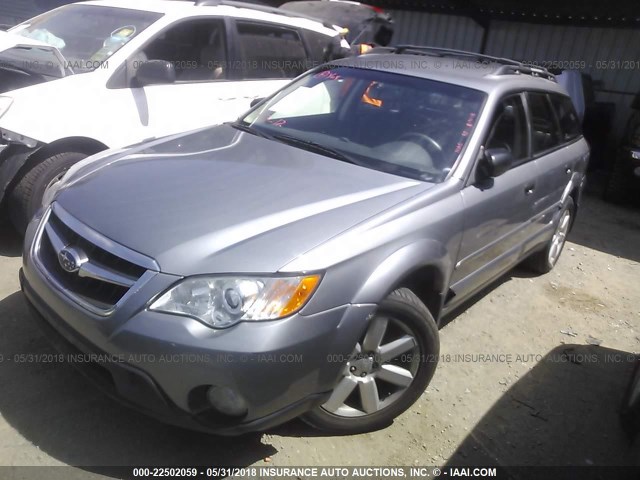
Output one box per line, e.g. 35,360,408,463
10,4,162,72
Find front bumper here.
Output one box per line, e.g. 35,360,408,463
20,240,375,434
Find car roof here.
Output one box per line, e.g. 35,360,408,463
332,48,568,96
77,0,340,35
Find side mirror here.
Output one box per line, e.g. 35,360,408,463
135,60,176,86
480,147,513,178
250,97,265,108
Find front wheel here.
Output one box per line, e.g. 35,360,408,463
8,152,88,235
302,288,439,434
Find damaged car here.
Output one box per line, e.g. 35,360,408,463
22,47,589,435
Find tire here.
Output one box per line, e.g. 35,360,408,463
8,152,88,235
302,288,439,434
524,197,574,274
603,156,634,205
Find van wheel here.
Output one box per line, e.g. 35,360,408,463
302,288,439,434
525,197,574,274
8,152,88,235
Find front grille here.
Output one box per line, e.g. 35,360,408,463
47,213,146,279
36,208,148,313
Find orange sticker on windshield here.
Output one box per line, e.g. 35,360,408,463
362,82,383,107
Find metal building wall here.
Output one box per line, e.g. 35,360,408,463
390,10,484,52
390,9,640,139
485,21,640,137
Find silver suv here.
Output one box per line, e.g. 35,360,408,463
21,46,589,435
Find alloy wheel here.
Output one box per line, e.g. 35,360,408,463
322,315,421,417
548,208,571,266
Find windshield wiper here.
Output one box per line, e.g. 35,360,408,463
271,133,361,166
229,121,274,140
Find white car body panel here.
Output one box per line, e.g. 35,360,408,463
0,0,342,148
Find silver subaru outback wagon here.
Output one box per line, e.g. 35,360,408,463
20,46,589,435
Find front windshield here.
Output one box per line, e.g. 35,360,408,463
10,5,162,73
240,66,486,182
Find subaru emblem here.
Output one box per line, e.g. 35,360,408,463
58,247,86,273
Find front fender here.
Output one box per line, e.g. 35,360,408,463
0,143,41,205
352,239,451,306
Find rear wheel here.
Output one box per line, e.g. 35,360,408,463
8,152,88,235
302,288,439,434
525,197,574,274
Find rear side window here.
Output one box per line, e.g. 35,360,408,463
550,94,582,141
527,92,562,154
140,19,227,82
300,29,335,66
236,22,308,79
485,95,528,164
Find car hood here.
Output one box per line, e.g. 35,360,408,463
55,125,431,275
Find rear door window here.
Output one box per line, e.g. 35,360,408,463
236,21,308,79
139,18,227,82
527,92,562,155
300,29,335,66
550,94,582,142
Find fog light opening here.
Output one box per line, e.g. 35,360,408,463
206,386,248,418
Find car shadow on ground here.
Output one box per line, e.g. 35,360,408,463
444,344,640,476
0,222,21,257
0,292,276,475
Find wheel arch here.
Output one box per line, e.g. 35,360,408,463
352,239,452,325
23,136,108,170
393,265,447,324
3,136,109,203
563,174,584,231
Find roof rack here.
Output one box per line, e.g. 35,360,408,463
194,0,336,29
382,45,522,65
493,64,556,81
365,45,556,82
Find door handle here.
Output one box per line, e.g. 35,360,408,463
524,184,535,196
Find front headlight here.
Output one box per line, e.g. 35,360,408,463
149,274,321,328
0,96,13,119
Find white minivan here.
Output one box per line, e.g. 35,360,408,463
0,0,348,232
